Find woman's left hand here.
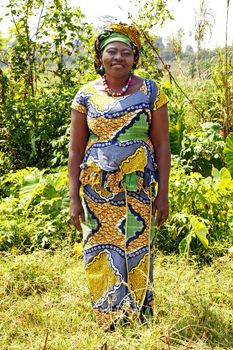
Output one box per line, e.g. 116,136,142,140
153,194,169,227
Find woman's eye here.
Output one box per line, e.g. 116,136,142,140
107,50,116,55
106,50,132,57
122,52,132,57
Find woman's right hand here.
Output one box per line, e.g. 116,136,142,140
70,198,85,231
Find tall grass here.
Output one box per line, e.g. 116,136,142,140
0,250,232,350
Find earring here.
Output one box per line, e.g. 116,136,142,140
132,64,136,70
98,64,105,76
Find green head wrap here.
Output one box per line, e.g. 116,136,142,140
99,32,132,51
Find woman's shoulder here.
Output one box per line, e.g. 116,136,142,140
133,75,158,97
145,78,169,110
144,77,159,88
135,75,168,109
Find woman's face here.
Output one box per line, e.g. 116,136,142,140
101,41,134,77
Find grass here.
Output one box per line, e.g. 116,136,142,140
0,250,233,350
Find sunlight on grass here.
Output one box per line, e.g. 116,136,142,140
0,251,232,350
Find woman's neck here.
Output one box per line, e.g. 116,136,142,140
104,73,132,90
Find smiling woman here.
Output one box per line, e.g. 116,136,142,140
68,23,170,330
100,42,134,95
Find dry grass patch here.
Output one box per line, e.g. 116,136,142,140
0,251,232,350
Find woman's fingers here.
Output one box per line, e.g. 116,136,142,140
70,202,85,231
71,215,82,231
155,209,168,227
153,203,169,227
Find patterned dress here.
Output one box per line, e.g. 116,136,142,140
71,78,168,328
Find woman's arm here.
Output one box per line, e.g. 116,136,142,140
149,104,171,227
68,109,89,230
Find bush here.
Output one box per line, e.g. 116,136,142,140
0,167,79,252
180,122,225,176
1,163,232,261
156,158,233,261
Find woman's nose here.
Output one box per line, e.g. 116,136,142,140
114,52,123,60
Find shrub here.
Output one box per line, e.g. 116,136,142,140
156,159,233,261
0,167,79,252
180,122,225,176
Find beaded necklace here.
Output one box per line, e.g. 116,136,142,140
102,73,132,97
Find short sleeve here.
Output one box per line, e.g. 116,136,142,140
71,88,87,114
153,86,169,111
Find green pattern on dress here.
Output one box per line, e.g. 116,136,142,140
126,205,144,241
124,172,139,191
116,113,148,141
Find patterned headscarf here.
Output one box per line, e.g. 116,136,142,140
99,32,132,51
94,23,141,75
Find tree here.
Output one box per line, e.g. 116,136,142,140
194,0,214,78
223,0,232,136
0,0,95,170
167,28,184,62
131,0,174,77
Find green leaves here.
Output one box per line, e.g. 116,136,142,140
180,122,225,176
157,157,233,260
223,133,233,178
190,217,209,248
178,216,208,258
1,0,95,172
0,167,74,252
169,113,185,155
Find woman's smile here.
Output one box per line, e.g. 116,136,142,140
111,63,124,67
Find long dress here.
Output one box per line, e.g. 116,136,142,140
71,78,168,328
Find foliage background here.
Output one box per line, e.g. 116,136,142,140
0,1,233,349
0,0,233,258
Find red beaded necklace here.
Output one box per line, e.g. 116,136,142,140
102,73,132,97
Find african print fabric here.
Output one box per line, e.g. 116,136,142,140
71,79,168,328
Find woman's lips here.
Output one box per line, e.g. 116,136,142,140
111,63,124,67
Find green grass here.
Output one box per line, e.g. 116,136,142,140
0,250,232,350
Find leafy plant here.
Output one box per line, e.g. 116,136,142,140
177,215,208,258
223,132,233,177
156,160,233,261
169,118,185,155
180,122,225,176
212,48,233,137
0,167,79,252
0,0,95,169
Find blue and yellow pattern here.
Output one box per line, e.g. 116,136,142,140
71,78,168,327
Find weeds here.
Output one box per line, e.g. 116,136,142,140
0,251,232,350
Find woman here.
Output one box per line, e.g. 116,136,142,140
68,23,170,329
